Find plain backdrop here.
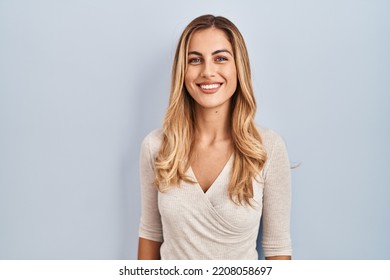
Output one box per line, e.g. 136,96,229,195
0,0,389,259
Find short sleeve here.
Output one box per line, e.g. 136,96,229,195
261,134,292,257
138,134,163,242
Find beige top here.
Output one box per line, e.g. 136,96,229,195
138,127,292,259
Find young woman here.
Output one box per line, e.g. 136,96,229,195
138,15,292,260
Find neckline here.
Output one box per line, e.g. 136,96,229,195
188,153,233,194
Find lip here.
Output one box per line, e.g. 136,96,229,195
196,82,223,94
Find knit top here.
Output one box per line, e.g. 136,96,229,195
138,127,292,259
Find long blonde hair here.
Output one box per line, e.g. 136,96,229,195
154,15,267,205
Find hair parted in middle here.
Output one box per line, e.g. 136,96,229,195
154,14,267,205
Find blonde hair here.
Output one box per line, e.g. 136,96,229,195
154,15,267,205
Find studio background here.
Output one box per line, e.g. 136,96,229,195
1,0,389,259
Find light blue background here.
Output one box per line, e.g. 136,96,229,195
1,0,389,259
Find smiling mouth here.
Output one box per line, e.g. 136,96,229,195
197,83,223,90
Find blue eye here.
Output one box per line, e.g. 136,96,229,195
216,56,228,62
189,57,201,64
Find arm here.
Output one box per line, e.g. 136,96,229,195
265,256,291,260
138,132,163,259
262,133,292,259
138,237,162,260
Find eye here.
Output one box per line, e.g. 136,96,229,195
188,57,201,64
215,56,228,62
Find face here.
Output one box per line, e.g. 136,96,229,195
184,28,237,112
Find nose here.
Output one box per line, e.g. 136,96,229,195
201,59,216,78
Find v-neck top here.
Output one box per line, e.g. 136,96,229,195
188,153,233,194
138,127,292,259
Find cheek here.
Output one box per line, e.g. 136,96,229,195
184,70,195,89
227,68,238,88
184,75,198,99
224,63,237,80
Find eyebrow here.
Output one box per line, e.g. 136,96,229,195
188,49,233,57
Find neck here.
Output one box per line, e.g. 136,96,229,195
193,103,231,144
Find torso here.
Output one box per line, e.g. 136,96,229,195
139,127,292,260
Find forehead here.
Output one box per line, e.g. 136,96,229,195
188,28,232,53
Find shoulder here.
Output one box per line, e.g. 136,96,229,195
142,128,164,146
257,126,290,178
141,128,164,157
257,126,287,154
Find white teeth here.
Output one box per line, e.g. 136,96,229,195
200,84,220,90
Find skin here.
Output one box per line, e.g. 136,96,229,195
138,27,291,260
266,255,291,260
185,28,237,192
138,237,161,260
185,27,237,114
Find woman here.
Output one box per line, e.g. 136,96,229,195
138,15,292,260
